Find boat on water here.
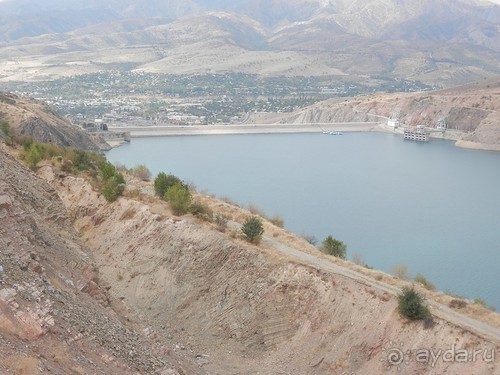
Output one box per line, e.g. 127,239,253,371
323,131,343,135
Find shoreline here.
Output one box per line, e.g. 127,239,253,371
106,123,499,151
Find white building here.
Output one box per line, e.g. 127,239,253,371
387,119,400,128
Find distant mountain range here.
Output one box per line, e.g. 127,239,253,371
0,0,499,86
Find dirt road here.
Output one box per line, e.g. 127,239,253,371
254,226,500,345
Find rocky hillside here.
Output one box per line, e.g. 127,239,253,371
266,77,500,151
1,136,499,373
0,146,202,374
0,93,108,151
29,150,498,374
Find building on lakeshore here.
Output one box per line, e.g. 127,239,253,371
404,125,429,142
387,119,400,128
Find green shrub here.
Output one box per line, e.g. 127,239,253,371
102,174,126,202
42,143,64,159
114,172,125,185
320,235,346,259
21,136,34,151
98,160,117,181
71,149,91,170
164,183,191,215
398,287,430,320
241,216,264,244
414,273,435,290
25,144,42,170
67,149,102,171
154,172,184,198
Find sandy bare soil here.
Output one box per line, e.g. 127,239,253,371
37,165,499,374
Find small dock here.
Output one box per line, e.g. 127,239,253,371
404,127,429,142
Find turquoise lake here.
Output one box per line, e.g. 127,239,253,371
107,132,500,309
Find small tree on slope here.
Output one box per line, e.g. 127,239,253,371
398,287,430,320
241,216,264,244
320,235,346,259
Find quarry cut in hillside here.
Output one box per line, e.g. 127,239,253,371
34,160,499,375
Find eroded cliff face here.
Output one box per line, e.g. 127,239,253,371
0,147,201,374
42,165,499,375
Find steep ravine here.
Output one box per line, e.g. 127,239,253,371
42,167,499,375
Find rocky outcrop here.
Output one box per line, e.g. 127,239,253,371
0,93,108,151
18,116,108,151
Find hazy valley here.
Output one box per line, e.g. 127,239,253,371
0,0,499,86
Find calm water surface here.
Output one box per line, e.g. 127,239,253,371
107,132,500,309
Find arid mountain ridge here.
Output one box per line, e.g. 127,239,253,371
0,0,499,86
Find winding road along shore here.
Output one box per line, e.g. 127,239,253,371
225,220,500,346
